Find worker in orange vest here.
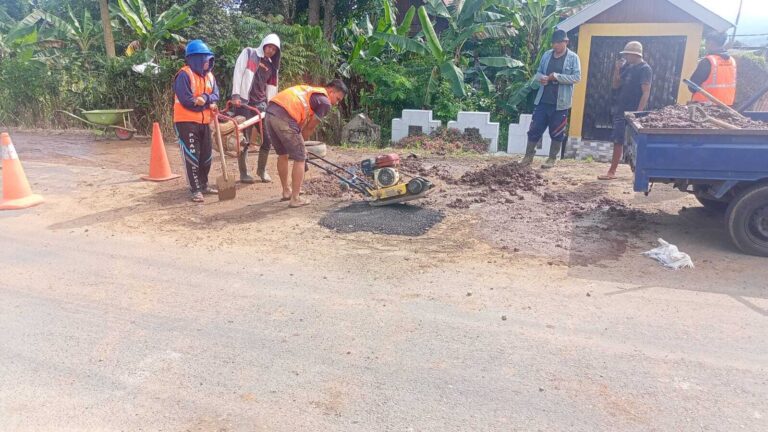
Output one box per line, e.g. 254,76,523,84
688,32,737,106
173,39,220,203
264,80,348,208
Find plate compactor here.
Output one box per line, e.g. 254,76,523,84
306,152,434,206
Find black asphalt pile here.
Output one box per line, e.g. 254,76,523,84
459,162,547,192
634,105,768,129
319,202,444,236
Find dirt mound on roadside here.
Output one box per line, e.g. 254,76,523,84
395,127,489,154
399,156,455,182
634,105,768,129
458,161,547,191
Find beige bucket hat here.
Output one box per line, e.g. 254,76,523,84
620,41,643,57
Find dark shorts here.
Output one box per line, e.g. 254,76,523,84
527,103,569,144
611,115,627,145
265,112,306,161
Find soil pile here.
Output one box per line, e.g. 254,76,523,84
400,156,455,182
634,105,768,129
395,127,488,154
458,161,547,192
303,175,353,199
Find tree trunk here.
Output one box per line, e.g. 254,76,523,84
322,0,336,41
99,0,116,58
308,0,320,26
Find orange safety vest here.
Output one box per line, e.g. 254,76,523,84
270,85,329,127
692,55,737,106
173,66,216,124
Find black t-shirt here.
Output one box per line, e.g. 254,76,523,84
614,61,653,113
267,93,332,133
540,52,567,105
248,58,275,105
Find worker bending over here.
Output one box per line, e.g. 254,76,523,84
264,80,348,208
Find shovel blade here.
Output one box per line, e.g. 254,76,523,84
216,175,237,201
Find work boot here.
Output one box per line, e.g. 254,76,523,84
520,140,538,166
238,147,256,184
541,140,562,169
255,146,272,183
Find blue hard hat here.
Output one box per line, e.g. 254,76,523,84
185,39,213,57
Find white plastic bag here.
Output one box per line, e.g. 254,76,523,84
131,62,160,75
643,238,694,270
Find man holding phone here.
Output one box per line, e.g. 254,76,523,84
522,29,581,169
599,41,652,180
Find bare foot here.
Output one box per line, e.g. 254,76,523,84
281,189,292,201
288,197,310,208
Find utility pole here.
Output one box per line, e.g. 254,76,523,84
731,0,744,45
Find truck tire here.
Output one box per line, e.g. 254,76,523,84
726,183,768,257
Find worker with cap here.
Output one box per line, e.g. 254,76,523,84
264,79,348,208
173,39,220,202
688,32,737,106
522,28,581,169
231,33,282,183
599,41,652,181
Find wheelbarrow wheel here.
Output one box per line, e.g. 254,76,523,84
115,128,134,140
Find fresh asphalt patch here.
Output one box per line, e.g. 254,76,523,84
319,202,444,236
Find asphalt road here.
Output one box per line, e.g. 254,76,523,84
1,152,767,431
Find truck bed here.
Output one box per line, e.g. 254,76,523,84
627,112,768,193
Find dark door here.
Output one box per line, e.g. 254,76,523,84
582,36,686,141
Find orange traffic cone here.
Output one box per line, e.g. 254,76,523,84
0,132,44,210
141,122,180,182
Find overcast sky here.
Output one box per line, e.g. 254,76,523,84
695,0,767,32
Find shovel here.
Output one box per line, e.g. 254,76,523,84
688,105,740,130
683,78,746,120
213,113,236,201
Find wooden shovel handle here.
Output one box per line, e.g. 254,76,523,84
683,79,746,120
213,114,229,182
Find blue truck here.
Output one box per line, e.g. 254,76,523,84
627,110,768,257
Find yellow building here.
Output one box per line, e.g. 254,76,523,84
558,0,732,142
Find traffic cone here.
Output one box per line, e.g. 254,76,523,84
0,132,44,210
141,122,180,182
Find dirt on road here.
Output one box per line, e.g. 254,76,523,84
0,130,755,268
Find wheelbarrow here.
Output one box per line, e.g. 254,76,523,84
55,108,137,140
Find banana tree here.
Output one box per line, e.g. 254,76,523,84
15,7,102,55
113,0,197,53
342,0,417,66
375,0,521,104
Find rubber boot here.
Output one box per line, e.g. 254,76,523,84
541,140,562,169
520,140,538,166
255,146,272,183
238,147,256,184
